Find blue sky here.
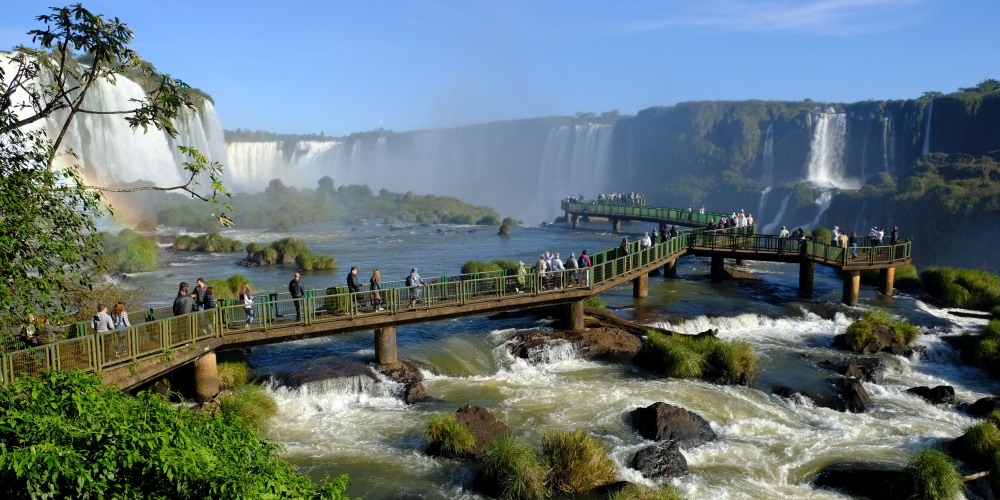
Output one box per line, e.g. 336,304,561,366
3,1,997,136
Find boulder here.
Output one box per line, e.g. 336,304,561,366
831,378,871,413
373,359,432,405
404,382,426,405
631,440,688,479
818,357,886,384
964,396,1000,417
630,402,716,448
813,462,901,498
507,327,641,362
905,385,955,405
454,404,510,457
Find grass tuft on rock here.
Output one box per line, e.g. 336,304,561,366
606,483,685,500
541,429,615,496
640,331,758,384
424,414,476,458
955,421,1000,464
219,384,278,434
897,447,964,500
844,308,920,353
480,435,547,500
216,361,248,390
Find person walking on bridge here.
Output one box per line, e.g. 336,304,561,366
347,267,362,313
289,272,305,321
406,268,425,308
239,283,255,327
535,254,548,291
370,269,384,311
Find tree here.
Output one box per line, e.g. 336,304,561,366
1,4,231,327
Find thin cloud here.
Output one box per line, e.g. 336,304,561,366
617,0,928,36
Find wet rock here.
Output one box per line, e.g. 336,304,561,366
818,357,886,384
772,386,799,399
630,402,716,448
631,440,688,479
404,382,426,404
905,385,955,405
964,396,1000,417
454,404,509,456
507,326,641,362
830,378,871,413
813,462,901,498
374,360,430,404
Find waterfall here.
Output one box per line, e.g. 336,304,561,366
804,191,834,228
882,115,895,173
922,102,934,155
804,108,858,189
761,123,775,186
761,194,790,233
756,187,772,227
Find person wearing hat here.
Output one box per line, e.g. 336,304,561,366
406,267,424,308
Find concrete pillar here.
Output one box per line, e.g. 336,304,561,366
663,259,677,278
710,256,726,283
193,352,219,404
842,271,861,306
735,259,747,266
632,273,649,298
565,300,585,331
374,327,397,364
799,261,815,294
571,214,579,228
879,267,895,296
612,218,621,233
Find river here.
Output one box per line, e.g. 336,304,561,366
128,218,997,499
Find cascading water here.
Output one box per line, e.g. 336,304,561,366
761,123,775,187
761,194,790,233
882,114,895,174
922,102,934,156
804,108,858,189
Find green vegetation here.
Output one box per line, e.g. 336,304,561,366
896,447,964,500
812,226,831,245
498,223,513,236
424,414,476,458
954,421,1000,465
969,319,1000,378
860,263,921,289
0,371,349,498
1,4,229,329
242,237,337,271
174,231,244,252
217,361,249,389
541,429,616,496
639,331,758,384
206,274,253,299
843,309,920,353
98,229,161,273
219,384,279,434
606,484,685,500
921,267,1000,312
461,259,519,275
480,435,547,500
584,296,606,308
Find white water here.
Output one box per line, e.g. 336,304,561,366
761,123,775,186
805,109,859,189
882,115,895,174
804,191,834,229
762,193,791,233
922,102,934,156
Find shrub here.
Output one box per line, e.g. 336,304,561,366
584,296,606,308
893,322,920,344
480,436,547,500
462,260,502,274
498,223,512,236
219,384,278,434
477,214,501,226
812,226,832,245
424,414,476,458
541,429,615,495
606,484,685,500
502,217,521,226
708,339,758,384
174,232,244,253
897,447,963,500
98,229,160,273
217,361,248,390
0,371,345,498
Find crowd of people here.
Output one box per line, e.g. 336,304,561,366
531,249,592,290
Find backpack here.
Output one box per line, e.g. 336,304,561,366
406,275,415,287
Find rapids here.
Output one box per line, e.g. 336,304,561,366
125,219,997,498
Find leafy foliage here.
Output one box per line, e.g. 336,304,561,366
460,260,519,275
241,237,337,271
479,435,547,500
98,229,160,273
0,370,350,499
540,429,616,496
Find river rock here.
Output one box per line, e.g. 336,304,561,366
819,357,887,384
630,402,716,448
813,462,901,498
507,326,641,362
373,360,431,404
631,440,688,479
905,385,955,405
454,404,510,457
830,378,871,413
964,396,1000,417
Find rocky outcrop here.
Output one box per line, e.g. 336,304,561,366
964,396,1000,417
831,378,872,413
905,385,955,405
813,462,901,498
631,440,688,479
832,331,908,356
374,360,432,405
454,404,510,457
819,357,887,384
630,402,716,448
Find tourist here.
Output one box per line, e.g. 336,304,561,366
891,226,899,245
876,227,885,246
203,286,217,309
746,213,754,226
699,205,705,214
565,253,578,286
849,232,858,259
111,301,130,329
92,303,114,332
619,237,630,257
515,261,527,293
535,254,548,291
641,232,652,250
370,269,383,311
551,253,565,289
669,226,679,238
406,268,424,308
578,250,591,286
239,283,255,326
289,272,305,321
778,225,789,238
832,226,841,243
838,230,849,249
193,278,207,310
173,282,196,316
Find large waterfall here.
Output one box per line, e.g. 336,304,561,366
922,101,934,155
804,109,857,189
226,123,614,223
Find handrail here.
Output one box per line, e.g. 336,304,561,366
561,200,731,227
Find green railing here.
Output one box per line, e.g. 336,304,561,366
690,231,911,266
561,200,730,227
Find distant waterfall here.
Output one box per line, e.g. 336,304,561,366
761,194,790,234
225,122,614,223
761,123,775,186
922,102,934,155
882,115,895,173
805,109,857,188
804,191,834,228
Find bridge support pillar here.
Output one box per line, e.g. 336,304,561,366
375,327,398,364
663,259,677,278
570,214,579,228
633,273,649,298
710,256,726,283
736,259,747,266
193,351,219,404
565,300,585,331
879,267,895,296
842,271,861,306
799,261,814,294
612,218,621,233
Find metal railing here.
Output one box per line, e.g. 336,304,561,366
561,200,731,227
689,231,911,266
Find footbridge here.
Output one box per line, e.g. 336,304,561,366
2,202,910,399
